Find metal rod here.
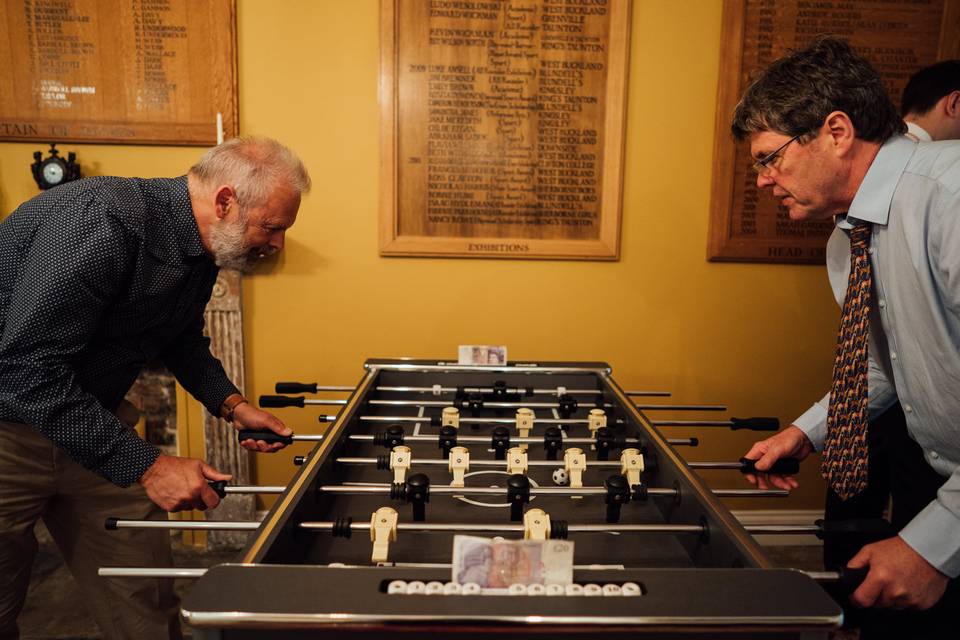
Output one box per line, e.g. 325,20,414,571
360,416,619,426
367,399,614,409
313,386,355,392
223,485,285,494
299,521,706,534
376,386,605,396
108,520,260,531
348,434,640,446
279,434,327,442
743,524,822,534
298,399,349,406
653,420,738,427
634,404,726,411
317,484,787,498
626,390,671,397
98,567,208,578
336,457,763,472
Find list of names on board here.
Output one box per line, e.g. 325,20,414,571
0,0,237,145
709,0,959,263
382,0,630,259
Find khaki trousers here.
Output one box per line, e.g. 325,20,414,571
0,419,180,640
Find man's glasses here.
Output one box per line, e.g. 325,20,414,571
752,134,800,174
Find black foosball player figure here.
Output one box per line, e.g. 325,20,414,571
0,137,310,640
732,37,960,640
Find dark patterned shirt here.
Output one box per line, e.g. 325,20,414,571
0,176,239,486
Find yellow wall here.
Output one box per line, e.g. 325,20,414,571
0,1,839,511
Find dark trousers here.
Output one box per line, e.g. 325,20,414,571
823,403,959,638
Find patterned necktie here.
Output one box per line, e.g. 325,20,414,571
821,222,872,500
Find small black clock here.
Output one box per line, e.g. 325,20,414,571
31,144,82,190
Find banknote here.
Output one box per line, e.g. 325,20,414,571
457,345,508,366
452,536,574,587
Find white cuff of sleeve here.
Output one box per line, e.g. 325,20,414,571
792,404,827,452
899,501,960,578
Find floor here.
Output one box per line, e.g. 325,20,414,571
16,525,857,639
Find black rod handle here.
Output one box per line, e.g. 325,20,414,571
730,417,780,431
208,480,227,498
837,566,869,594
237,429,294,445
275,382,318,394
258,395,305,408
739,457,800,475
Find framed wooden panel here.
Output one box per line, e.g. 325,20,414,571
0,0,238,146
380,0,631,259
708,0,960,264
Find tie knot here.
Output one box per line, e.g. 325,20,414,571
850,223,871,251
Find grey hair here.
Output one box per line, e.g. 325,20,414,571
189,136,311,210
731,36,905,143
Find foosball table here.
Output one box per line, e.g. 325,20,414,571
104,359,850,638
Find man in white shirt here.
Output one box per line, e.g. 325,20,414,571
901,60,960,142
733,38,960,639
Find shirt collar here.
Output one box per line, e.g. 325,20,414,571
169,175,206,259
843,134,917,228
906,121,932,142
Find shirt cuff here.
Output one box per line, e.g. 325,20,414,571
199,378,242,419
793,403,828,452
899,500,960,578
97,429,161,488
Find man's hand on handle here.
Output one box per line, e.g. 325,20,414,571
848,536,949,610
233,402,292,453
742,425,814,490
138,454,232,512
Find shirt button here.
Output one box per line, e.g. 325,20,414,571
904,404,913,413
878,300,886,308
931,451,940,460
868,247,875,255
890,351,897,360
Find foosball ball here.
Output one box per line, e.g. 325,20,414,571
102,359,868,638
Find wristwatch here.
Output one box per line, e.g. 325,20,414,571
220,394,249,422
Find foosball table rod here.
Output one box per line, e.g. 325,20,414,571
262,395,726,412
344,414,780,431
276,381,673,398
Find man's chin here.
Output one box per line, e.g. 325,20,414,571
214,254,258,274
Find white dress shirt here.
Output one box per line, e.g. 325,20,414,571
793,135,960,577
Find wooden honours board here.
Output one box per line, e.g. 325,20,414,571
708,0,960,264
0,0,237,145
380,0,630,260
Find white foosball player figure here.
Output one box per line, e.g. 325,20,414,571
442,406,460,429
506,446,528,475
515,407,534,450
390,445,412,483
587,408,606,449
523,508,551,540
448,446,470,487
620,447,644,487
370,506,398,563
564,447,586,496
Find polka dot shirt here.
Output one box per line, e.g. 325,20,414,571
0,176,239,487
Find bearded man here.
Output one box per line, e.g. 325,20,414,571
0,137,309,640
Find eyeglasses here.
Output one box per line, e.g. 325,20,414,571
752,134,800,174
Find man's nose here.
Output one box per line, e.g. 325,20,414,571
756,172,775,189
270,231,285,251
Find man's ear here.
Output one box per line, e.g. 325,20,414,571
824,110,856,157
945,91,960,117
214,186,236,220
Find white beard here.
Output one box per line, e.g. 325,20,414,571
209,217,258,273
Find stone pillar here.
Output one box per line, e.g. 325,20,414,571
202,269,254,550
